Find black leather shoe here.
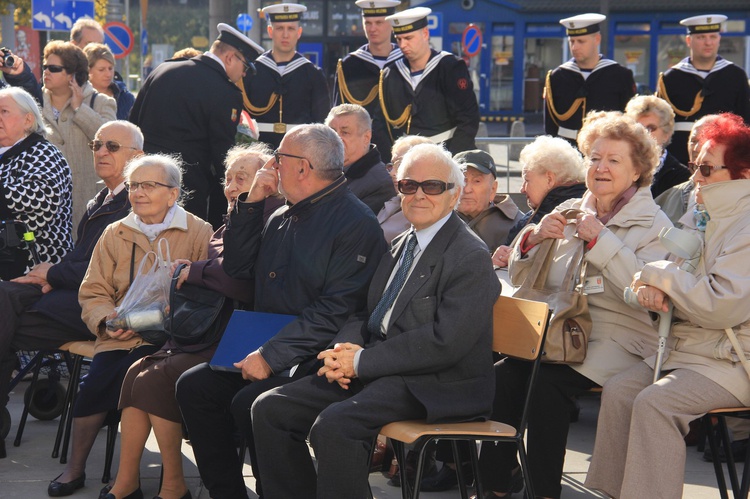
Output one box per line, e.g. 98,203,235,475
421,463,474,492
98,484,113,499
153,491,191,499
48,473,86,497
103,488,143,499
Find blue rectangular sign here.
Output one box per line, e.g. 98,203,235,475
32,0,95,32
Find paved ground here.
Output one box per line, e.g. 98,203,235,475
0,378,734,498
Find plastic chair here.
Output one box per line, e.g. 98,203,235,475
378,295,551,499
54,341,118,484
703,407,750,499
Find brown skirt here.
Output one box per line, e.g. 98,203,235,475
118,346,215,422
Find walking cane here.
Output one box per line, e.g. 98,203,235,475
624,227,702,383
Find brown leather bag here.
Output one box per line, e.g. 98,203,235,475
512,209,592,364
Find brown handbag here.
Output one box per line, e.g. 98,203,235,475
512,209,592,364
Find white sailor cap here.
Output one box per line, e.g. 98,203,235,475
386,7,431,35
355,0,401,18
217,23,264,65
680,15,727,34
559,13,606,37
261,3,307,23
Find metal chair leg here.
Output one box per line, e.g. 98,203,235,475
704,415,731,499
53,353,82,459
13,352,44,446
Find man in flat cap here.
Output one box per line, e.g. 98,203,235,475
379,7,479,155
657,14,750,164
333,0,402,162
130,23,262,228
240,2,330,149
544,13,635,145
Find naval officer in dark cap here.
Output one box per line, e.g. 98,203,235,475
544,13,635,144
239,2,330,149
657,14,750,164
379,6,479,155
333,0,402,162
130,23,263,228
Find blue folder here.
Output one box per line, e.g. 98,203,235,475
209,310,297,372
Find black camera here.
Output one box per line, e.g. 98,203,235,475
0,48,15,68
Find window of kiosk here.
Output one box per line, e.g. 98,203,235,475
613,23,651,94
490,26,514,111
523,36,563,113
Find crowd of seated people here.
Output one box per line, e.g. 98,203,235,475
1,13,749,499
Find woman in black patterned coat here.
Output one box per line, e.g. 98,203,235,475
0,87,73,280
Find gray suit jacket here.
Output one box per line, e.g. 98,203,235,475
335,212,500,423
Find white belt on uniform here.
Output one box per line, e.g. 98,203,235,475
427,127,457,143
673,122,695,132
256,122,297,134
557,126,578,140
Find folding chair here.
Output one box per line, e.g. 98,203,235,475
54,341,118,484
379,295,551,499
703,407,750,499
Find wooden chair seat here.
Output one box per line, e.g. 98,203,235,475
378,295,551,499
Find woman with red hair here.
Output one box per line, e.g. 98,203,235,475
585,113,750,499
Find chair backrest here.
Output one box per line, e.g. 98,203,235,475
492,295,550,361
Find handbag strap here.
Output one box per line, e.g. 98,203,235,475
521,209,586,292
169,263,188,327
724,327,750,380
129,243,136,285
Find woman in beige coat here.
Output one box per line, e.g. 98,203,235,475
41,41,117,236
585,114,750,499
474,112,672,499
48,154,212,498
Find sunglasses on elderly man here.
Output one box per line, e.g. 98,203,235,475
687,162,729,177
397,179,454,196
88,140,139,153
42,64,65,73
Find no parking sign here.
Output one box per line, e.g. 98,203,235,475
462,24,482,58
103,21,134,60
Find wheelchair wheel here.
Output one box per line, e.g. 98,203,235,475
24,378,66,421
0,406,10,439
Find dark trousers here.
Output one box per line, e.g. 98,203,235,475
175,362,305,499
0,281,93,408
252,373,427,499
477,358,596,498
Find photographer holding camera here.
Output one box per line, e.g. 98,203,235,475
0,46,43,104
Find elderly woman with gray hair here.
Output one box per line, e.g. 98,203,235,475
49,154,212,499
625,94,691,197
493,135,586,268
0,86,73,280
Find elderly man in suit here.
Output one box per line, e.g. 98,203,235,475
251,143,500,498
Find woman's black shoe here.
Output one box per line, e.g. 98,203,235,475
153,491,192,499
103,488,143,499
47,473,86,497
98,484,113,499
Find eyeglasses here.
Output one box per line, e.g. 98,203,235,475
124,181,175,192
687,163,729,177
397,179,454,195
236,53,252,74
273,150,315,170
42,64,65,73
88,140,138,153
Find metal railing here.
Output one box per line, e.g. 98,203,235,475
475,136,536,194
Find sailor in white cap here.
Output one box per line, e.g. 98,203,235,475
379,6,479,155
332,0,402,161
239,2,330,149
544,13,635,144
130,23,264,228
656,14,750,164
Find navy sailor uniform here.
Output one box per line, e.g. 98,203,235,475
379,49,479,155
334,43,402,161
544,57,635,144
240,51,330,149
657,56,750,164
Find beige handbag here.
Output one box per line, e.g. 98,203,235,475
513,210,592,364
